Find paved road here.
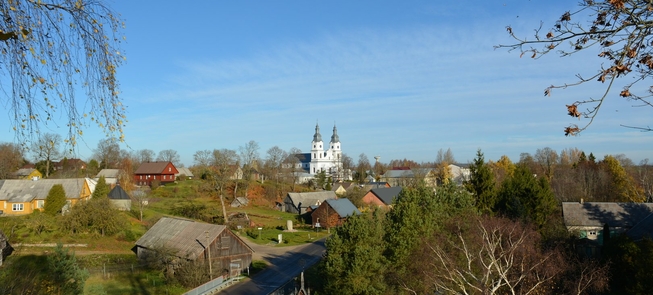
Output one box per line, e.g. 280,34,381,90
219,238,326,294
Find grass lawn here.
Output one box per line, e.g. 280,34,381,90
241,227,330,246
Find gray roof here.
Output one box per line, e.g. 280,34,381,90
325,199,360,218
175,167,194,177
96,169,121,179
135,217,227,260
382,170,414,178
562,202,653,228
287,191,337,208
108,185,131,200
15,168,37,177
0,179,90,203
370,187,402,205
626,213,653,241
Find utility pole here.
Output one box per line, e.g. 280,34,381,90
206,231,213,280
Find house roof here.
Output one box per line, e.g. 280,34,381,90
370,187,402,205
108,185,131,200
383,170,414,178
325,199,360,218
0,179,91,203
286,191,337,208
626,213,653,241
175,167,194,177
96,169,121,179
135,217,233,260
15,168,38,177
562,202,653,228
134,162,177,174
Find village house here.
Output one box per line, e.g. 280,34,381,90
0,178,94,215
311,198,360,229
95,169,122,187
361,187,402,208
284,191,337,215
133,217,253,277
12,168,42,180
133,161,179,186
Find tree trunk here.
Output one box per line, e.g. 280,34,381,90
219,191,228,224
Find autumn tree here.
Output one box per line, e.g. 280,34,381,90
498,0,653,134
0,142,24,179
0,0,125,145
239,140,259,197
355,153,371,184
417,216,564,295
31,133,61,178
94,137,121,169
265,146,287,184
602,154,645,202
44,184,66,216
157,149,182,167
465,149,497,214
282,147,302,191
535,147,559,181
208,148,239,223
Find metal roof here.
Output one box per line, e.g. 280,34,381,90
0,179,90,203
325,199,360,218
562,202,653,228
134,217,227,260
108,185,131,200
95,169,121,178
286,191,337,208
370,187,402,205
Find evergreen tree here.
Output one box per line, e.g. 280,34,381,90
322,209,387,294
465,149,496,214
44,184,67,216
46,243,89,294
384,183,476,292
92,176,109,198
496,164,557,229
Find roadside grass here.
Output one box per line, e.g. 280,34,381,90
84,270,187,295
243,227,330,246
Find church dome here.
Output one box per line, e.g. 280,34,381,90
330,125,340,143
313,124,322,142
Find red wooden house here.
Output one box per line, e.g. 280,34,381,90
134,161,179,186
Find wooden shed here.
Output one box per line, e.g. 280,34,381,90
134,217,253,277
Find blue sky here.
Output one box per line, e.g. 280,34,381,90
2,0,652,166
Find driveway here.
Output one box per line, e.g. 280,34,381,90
219,235,326,294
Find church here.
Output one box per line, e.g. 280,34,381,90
297,123,343,179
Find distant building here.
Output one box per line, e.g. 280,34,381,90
288,123,344,180
133,161,179,186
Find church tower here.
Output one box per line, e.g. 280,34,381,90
330,124,341,162
310,123,324,174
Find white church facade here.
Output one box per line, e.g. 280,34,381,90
308,123,342,175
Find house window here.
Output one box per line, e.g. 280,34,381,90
313,145,315,148
140,175,143,180
221,236,230,249
12,204,23,211
168,167,171,172
37,200,44,209
589,231,597,236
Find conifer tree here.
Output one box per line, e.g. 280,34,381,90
92,176,109,198
465,149,496,214
322,209,387,294
46,243,89,294
496,164,557,229
44,184,67,216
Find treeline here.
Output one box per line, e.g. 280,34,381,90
314,149,653,294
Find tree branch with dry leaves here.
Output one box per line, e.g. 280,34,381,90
0,0,126,147
496,0,653,135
